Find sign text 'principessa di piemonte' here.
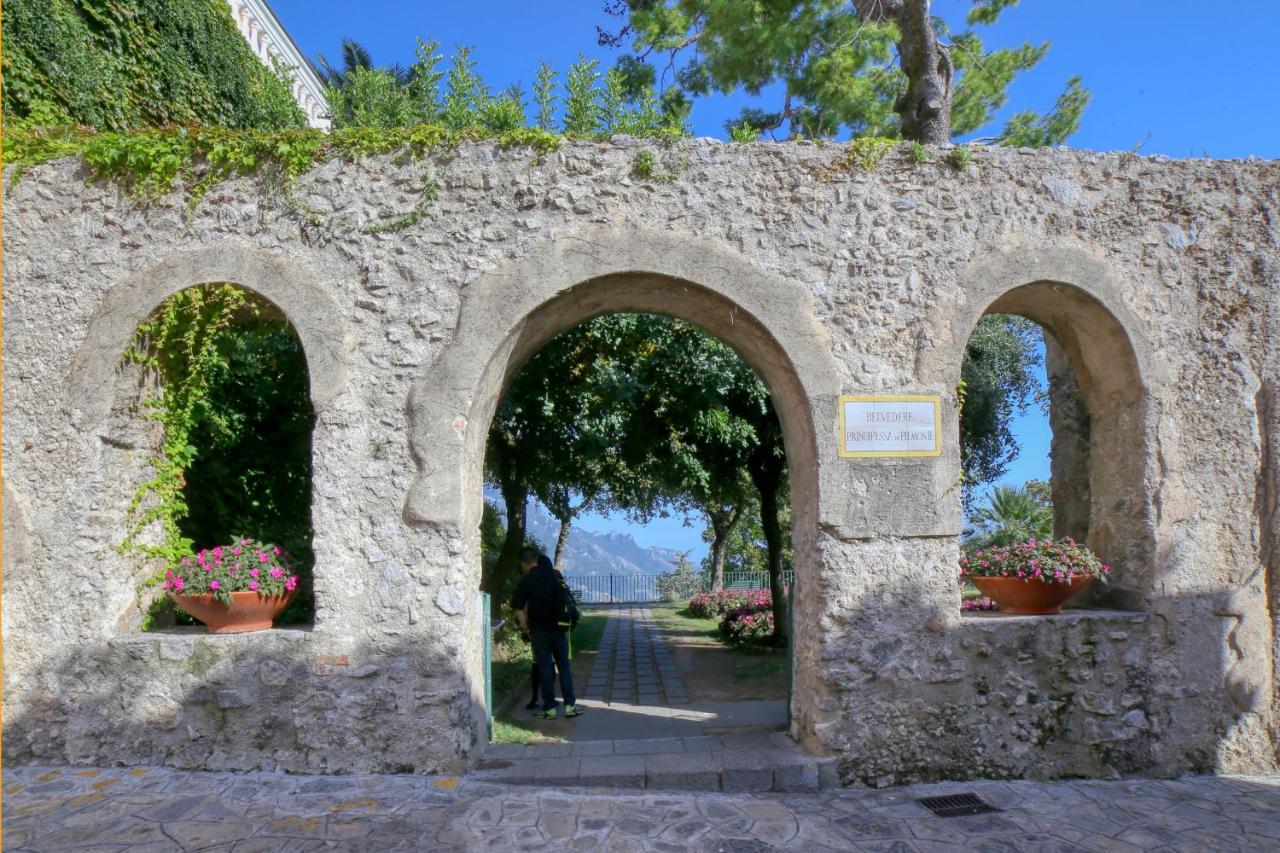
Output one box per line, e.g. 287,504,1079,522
838,395,942,457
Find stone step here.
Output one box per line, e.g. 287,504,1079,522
474,734,837,793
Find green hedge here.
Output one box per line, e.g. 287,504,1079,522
3,0,306,130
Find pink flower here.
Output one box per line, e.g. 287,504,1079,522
270,567,283,579
214,557,223,565
213,547,222,557
173,577,184,591
273,547,281,555
249,568,259,578
249,581,259,591
197,553,206,565
210,580,220,590
241,538,249,546
259,553,270,563
285,575,298,591
233,548,242,556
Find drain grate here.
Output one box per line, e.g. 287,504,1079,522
916,793,1001,818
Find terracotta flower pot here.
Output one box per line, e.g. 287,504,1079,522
172,589,298,633
971,575,1093,615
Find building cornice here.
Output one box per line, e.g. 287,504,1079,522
227,0,331,130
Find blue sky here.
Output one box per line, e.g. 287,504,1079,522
269,1,1278,557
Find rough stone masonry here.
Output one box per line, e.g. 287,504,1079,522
2,138,1277,785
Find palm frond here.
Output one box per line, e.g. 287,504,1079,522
341,39,375,74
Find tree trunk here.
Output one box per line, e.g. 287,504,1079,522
485,430,528,600
491,475,528,599
710,532,729,593
756,474,787,646
706,504,743,593
855,0,953,144
748,448,787,645
553,517,572,571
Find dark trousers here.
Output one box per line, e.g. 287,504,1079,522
531,629,575,712
530,662,542,703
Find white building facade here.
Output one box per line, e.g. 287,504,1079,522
227,0,330,130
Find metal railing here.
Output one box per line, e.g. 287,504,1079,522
564,571,795,604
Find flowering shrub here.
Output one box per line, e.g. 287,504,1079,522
961,596,997,612
722,607,775,644
688,589,771,619
163,539,299,606
960,537,1110,584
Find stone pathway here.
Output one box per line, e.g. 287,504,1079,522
5,765,1280,851
585,605,687,705
478,731,835,792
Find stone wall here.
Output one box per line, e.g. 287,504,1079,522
3,139,1277,783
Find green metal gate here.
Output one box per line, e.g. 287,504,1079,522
481,591,493,738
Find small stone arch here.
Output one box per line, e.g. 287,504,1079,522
61,243,346,630
941,243,1159,607
65,243,348,430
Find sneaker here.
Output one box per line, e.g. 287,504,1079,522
563,704,584,718
535,708,558,720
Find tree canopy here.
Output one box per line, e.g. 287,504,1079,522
959,315,1045,506
964,481,1054,550
485,314,788,602
599,0,1088,144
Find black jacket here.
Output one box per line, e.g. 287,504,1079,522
511,564,575,632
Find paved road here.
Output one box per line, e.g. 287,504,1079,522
4,764,1279,851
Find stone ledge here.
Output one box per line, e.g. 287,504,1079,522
108,628,317,661
960,609,1146,624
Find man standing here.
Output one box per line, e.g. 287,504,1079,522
512,547,583,720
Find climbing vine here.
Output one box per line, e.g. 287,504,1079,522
2,0,305,131
4,122,561,223
122,285,315,570
122,285,256,565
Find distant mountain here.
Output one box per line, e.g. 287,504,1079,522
485,489,684,577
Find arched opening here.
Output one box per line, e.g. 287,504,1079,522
121,283,317,628
481,309,795,742
417,268,825,752
403,227,841,761
959,281,1150,609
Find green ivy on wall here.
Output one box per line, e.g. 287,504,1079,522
2,0,305,131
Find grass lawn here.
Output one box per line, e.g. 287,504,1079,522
647,602,721,643
489,610,608,744
649,602,789,694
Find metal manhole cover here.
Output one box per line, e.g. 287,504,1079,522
916,793,1001,818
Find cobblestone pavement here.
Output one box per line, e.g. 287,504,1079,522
5,765,1279,851
585,605,687,706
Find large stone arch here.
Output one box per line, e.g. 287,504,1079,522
404,225,842,534
936,242,1160,606
65,242,349,430
405,225,843,737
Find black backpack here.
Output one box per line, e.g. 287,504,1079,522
554,575,580,630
